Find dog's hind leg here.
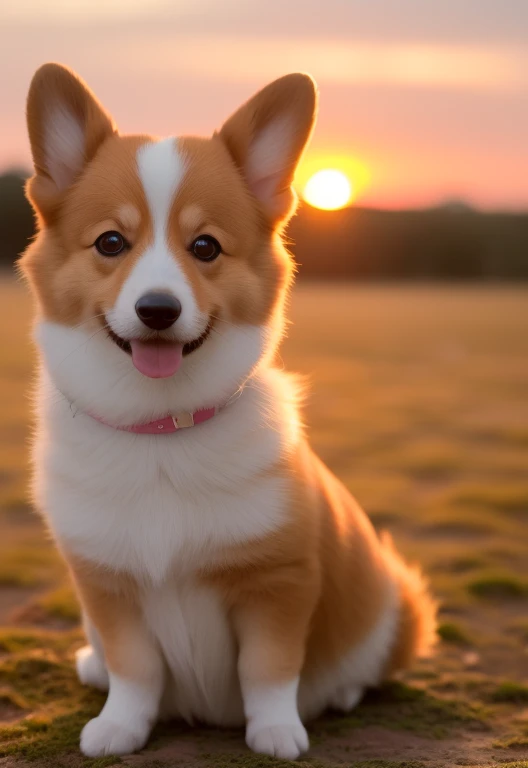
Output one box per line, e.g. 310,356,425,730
328,684,364,712
75,613,109,691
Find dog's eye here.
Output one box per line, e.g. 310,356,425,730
191,235,221,262
94,231,127,257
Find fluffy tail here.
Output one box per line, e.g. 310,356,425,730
381,532,438,675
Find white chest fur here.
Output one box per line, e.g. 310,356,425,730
34,369,293,583
144,580,244,725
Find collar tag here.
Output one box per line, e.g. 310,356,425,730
174,411,194,429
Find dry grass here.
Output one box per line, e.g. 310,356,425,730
1,278,527,767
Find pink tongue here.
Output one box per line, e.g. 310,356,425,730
130,340,183,379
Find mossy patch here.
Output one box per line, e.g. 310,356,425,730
436,555,485,574
0,545,62,587
493,731,528,749
467,573,528,600
0,627,81,655
489,681,528,704
313,682,485,740
494,762,528,768
0,705,109,764
0,655,78,706
437,621,472,645
0,627,109,765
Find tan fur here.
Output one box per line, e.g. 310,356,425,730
381,533,438,673
200,444,436,687
63,441,435,693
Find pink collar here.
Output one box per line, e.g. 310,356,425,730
90,406,217,434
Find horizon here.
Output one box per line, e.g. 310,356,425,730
1,0,527,212
2,165,526,215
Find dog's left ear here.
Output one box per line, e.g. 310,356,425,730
219,73,318,224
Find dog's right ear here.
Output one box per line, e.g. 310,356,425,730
26,63,117,221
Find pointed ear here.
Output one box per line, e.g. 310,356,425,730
26,63,116,219
219,73,318,224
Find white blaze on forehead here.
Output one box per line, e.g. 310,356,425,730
137,137,185,239
109,138,203,340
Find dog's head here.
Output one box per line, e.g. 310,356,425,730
20,64,317,421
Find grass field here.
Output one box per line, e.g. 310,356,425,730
1,277,528,768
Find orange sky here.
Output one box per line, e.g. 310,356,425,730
1,0,527,210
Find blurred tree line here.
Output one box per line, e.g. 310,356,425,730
1,170,526,280
289,203,528,280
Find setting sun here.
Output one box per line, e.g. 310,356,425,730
303,169,352,210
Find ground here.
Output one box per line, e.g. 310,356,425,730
0,279,527,768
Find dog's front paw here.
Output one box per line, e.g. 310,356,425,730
80,716,148,757
246,721,309,760
76,645,109,691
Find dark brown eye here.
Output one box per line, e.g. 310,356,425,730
191,235,221,262
94,231,127,257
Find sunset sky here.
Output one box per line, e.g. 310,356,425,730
1,0,527,210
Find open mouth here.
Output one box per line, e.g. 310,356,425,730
105,320,213,379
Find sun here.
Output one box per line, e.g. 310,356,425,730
303,169,352,210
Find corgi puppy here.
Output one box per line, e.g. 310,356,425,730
20,63,436,760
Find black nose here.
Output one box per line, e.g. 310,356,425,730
135,293,182,331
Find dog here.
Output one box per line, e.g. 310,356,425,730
20,63,436,760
